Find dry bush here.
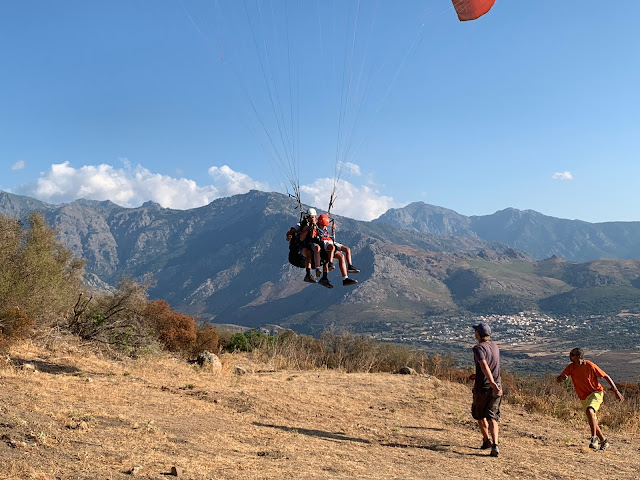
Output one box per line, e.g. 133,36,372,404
499,372,640,432
248,330,453,374
191,323,221,356
0,307,34,352
598,382,640,433
66,278,158,355
144,300,197,353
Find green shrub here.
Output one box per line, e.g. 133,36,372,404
0,213,84,325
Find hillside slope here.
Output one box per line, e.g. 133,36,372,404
1,341,638,480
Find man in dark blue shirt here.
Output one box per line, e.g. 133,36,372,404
470,322,502,457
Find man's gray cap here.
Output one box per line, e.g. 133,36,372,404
472,322,491,337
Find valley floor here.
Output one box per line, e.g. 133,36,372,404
0,341,638,480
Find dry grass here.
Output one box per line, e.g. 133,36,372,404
1,338,639,480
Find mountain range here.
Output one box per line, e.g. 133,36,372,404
374,202,640,262
2,190,640,334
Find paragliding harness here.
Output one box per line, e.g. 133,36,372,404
287,225,306,269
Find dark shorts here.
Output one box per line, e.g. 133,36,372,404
471,388,502,422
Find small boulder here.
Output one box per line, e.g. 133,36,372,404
128,465,143,475
195,351,222,373
394,366,417,375
234,365,248,376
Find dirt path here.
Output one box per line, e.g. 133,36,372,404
0,343,638,479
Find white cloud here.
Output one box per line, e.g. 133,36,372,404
18,161,268,209
16,160,394,220
300,177,400,221
208,165,268,196
552,171,573,181
340,161,361,176
11,160,25,171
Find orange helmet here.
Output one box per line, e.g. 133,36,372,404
318,214,331,227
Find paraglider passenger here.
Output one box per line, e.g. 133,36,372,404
317,214,360,286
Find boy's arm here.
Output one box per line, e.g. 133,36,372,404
556,365,571,383
603,374,625,401
478,359,502,396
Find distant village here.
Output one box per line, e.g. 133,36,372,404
370,312,640,377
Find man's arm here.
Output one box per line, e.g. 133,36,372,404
556,374,568,383
478,359,502,396
602,374,625,402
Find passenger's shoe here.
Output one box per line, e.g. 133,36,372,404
481,438,493,450
342,278,358,286
318,277,333,289
589,436,599,450
490,444,499,457
347,264,360,274
599,439,610,451
303,273,317,283
327,262,335,271
315,268,322,278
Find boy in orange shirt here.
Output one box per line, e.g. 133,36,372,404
556,348,624,450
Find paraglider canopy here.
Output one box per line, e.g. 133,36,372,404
452,0,496,21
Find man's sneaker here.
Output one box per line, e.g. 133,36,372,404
490,444,499,457
327,262,335,271
315,268,322,278
589,436,599,450
481,438,493,450
318,277,333,289
347,264,360,274
303,273,317,283
343,278,358,286
599,439,610,451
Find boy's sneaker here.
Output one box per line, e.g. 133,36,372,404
318,277,333,289
315,268,322,278
589,436,599,450
327,262,335,271
490,444,499,457
599,439,610,451
347,264,360,273
481,438,493,450
343,278,358,286
303,273,317,283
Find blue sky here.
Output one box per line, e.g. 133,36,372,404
1,1,639,222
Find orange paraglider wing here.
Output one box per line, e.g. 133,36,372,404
452,0,496,21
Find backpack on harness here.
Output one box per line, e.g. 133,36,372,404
288,240,306,268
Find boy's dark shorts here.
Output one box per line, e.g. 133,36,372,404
471,388,502,421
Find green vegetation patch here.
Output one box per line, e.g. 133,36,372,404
539,286,640,316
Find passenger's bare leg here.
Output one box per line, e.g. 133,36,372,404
342,245,352,265
335,251,347,277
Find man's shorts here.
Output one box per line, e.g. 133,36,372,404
471,388,502,422
581,391,604,413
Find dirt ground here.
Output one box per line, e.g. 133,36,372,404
0,340,638,480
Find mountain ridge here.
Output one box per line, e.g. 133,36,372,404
2,190,640,333
374,201,640,261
